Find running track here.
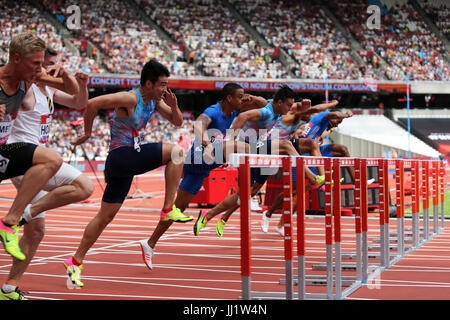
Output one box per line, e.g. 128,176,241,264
0,167,449,301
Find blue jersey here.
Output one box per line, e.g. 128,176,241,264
201,102,239,142
239,101,281,143
185,102,239,168
270,118,305,140
301,110,330,141
109,88,155,151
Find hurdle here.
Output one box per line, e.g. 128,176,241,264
230,153,445,300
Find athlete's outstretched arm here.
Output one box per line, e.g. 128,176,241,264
52,72,89,110
34,65,79,95
295,99,339,117
71,91,137,145
155,88,183,127
230,109,261,140
193,113,212,147
326,110,353,121
239,94,268,111
0,104,5,121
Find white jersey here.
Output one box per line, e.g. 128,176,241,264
8,84,54,146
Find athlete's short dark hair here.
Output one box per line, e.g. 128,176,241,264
221,83,243,100
273,85,295,102
45,46,58,57
140,59,170,86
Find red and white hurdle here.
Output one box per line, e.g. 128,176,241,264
229,153,446,300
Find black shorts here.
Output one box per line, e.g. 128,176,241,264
102,143,163,204
291,138,300,154
0,142,37,182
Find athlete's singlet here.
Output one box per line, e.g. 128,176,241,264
270,117,305,140
109,88,155,152
9,84,54,146
239,101,281,143
0,81,26,145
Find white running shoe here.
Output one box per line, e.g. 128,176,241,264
251,196,261,211
367,178,375,185
260,211,270,233
275,226,284,237
139,240,154,271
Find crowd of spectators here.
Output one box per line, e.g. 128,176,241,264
230,0,380,80
417,0,449,38
48,110,195,161
43,0,199,77
1,0,448,82
0,0,100,73
327,0,449,81
138,0,288,79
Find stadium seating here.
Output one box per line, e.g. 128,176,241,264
0,0,100,72
417,0,449,37
230,0,379,80
43,0,199,76
137,0,288,78
1,0,447,81
326,0,449,81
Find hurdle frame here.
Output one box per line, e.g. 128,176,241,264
230,154,445,300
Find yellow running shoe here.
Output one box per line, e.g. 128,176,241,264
161,205,194,223
312,175,325,189
63,258,84,288
0,287,28,300
193,210,208,236
216,217,226,238
0,222,25,261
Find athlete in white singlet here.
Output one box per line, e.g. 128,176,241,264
0,47,93,300
0,32,79,271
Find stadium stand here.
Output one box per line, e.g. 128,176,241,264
0,0,448,82
229,0,380,80
1,0,447,161
136,0,288,78
0,0,100,72
43,0,199,76
417,0,449,38
326,0,449,81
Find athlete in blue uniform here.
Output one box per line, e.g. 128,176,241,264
297,108,354,181
137,83,267,269
193,86,327,237
260,99,341,234
63,60,190,285
263,107,356,236
177,83,265,200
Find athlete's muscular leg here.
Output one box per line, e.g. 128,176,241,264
276,140,318,185
4,146,62,226
297,138,325,176
147,143,185,249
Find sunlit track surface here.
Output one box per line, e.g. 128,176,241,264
0,170,448,300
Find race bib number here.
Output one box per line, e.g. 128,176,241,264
0,153,10,174
133,127,146,152
0,112,18,146
301,123,313,138
39,114,52,144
